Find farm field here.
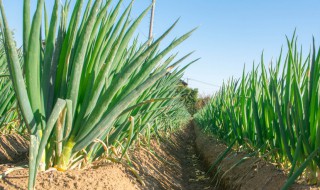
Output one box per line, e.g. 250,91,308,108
0,0,320,190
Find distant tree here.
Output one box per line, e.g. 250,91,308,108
177,80,199,115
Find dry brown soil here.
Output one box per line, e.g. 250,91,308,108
0,125,317,190
131,125,215,190
0,163,138,190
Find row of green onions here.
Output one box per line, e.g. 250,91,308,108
195,34,320,187
0,0,195,189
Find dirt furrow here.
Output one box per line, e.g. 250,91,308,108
132,126,215,190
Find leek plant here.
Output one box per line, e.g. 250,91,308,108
195,34,320,185
0,0,195,189
83,47,195,164
91,67,192,161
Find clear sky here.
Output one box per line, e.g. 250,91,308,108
2,1,320,95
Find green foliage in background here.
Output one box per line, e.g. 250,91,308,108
0,37,24,134
177,83,199,115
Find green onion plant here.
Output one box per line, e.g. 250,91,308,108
0,0,195,189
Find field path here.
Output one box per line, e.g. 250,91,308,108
132,125,216,190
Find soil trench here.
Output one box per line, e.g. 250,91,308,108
132,125,215,190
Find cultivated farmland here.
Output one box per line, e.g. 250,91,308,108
0,1,319,190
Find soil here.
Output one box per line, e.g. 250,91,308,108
0,124,317,190
0,161,138,190
131,125,215,190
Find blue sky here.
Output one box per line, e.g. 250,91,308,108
2,1,320,95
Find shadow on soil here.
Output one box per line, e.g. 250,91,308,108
0,135,28,164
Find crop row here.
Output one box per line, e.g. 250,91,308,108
195,34,320,188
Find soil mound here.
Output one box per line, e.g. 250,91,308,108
0,163,137,190
194,123,315,190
